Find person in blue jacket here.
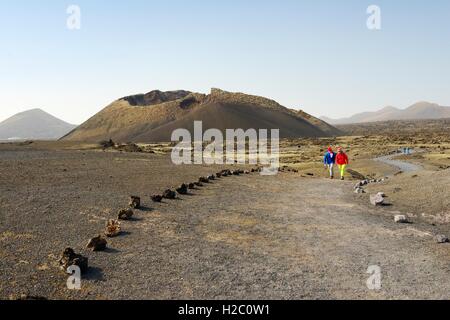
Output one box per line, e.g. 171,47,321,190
323,147,336,179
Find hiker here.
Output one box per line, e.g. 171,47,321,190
336,147,349,180
323,147,336,179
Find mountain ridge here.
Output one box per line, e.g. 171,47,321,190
62,88,341,142
321,102,450,125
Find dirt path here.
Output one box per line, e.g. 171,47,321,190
79,174,449,300
1,149,448,300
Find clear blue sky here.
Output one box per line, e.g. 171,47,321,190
1,0,449,124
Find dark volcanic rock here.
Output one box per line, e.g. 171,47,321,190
221,169,231,177
129,196,141,209
163,189,177,199
151,195,163,202
199,176,209,183
86,235,108,251
176,184,189,195
99,139,115,149
59,248,88,274
118,208,134,220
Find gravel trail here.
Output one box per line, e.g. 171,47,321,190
1,149,448,300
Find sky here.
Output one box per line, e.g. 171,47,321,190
1,0,450,124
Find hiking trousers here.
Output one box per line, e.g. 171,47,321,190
338,164,347,178
327,163,334,177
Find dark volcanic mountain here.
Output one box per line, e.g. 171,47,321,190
0,109,76,141
62,89,341,142
322,102,450,125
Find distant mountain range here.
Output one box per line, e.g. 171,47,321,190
62,88,341,143
321,102,450,125
0,109,76,141
4,100,448,142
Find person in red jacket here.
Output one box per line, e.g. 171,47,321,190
336,147,349,180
